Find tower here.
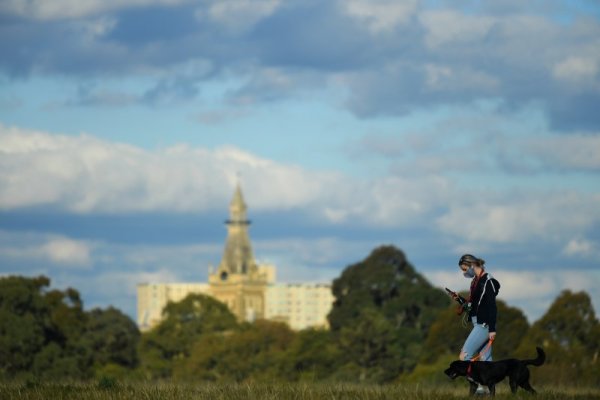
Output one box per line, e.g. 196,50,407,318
208,184,270,321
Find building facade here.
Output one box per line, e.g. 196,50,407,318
265,283,333,331
137,184,334,331
137,282,209,329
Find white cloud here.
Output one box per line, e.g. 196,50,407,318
437,192,600,244
2,124,600,256
419,10,496,48
553,56,599,85
341,0,418,33
202,0,280,33
0,230,92,268
524,134,600,171
0,0,189,20
42,238,92,266
0,125,328,213
423,64,499,92
563,238,596,258
0,124,449,227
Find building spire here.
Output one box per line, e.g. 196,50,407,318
227,183,249,226
219,184,255,275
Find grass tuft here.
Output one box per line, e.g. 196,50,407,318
0,381,599,400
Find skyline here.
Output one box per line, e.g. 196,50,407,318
1,0,599,324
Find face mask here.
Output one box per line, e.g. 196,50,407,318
463,266,475,278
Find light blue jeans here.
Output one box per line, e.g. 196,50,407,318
460,316,493,361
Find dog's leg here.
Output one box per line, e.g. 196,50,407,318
509,378,518,394
488,384,495,396
520,381,536,394
469,381,478,396
518,367,536,394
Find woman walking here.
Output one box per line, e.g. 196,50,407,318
450,254,501,395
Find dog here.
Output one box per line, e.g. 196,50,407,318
444,347,545,396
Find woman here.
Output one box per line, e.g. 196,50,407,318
452,254,500,362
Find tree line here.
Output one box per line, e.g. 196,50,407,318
1,246,598,385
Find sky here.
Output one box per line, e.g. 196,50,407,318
1,0,599,326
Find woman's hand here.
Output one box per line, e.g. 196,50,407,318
489,331,497,341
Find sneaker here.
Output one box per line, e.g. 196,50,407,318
475,385,488,395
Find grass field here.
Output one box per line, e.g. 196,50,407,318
1,381,599,400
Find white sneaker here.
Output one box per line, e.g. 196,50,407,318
475,385,488,395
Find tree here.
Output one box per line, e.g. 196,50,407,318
174,319,295,382
0,276,50,378
84,307,141,370
327,246,448,382
338,307,419,382
139,293,238,379
280,328,343,382
33,287,93,379
0,275,100,379
516,290,600,385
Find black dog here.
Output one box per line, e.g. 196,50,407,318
444,347,545,396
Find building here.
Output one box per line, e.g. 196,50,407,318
137,282,209,329
265,283,333,331
137,184,334,331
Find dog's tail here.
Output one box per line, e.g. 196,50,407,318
524,347,545,367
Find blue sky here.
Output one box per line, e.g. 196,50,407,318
1,0,599,325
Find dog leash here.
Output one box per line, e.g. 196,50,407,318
471,337,494,361
467,338,495,378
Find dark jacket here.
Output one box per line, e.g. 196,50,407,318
468,272,500,332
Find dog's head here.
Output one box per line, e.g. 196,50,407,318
444,360,469,380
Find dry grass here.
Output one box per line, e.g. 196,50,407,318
1,381,599,400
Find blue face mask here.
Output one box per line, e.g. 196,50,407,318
463,266,476,278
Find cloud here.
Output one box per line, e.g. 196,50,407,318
553,56,599,85
352,118,600,177
340,0,418,34
437,191,600,244
3,124,600,254
524,134,600,172
419,9,496,49
41,237,92,266
226,68,300,105
0,230,92,268
201,0,281,34
0,0,190,20
2,1,600,130
563,238,597,258
1,124,449,226
0,125,315,213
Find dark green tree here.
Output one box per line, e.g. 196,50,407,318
327,246,448,382
32,287,93,379
139,293,238,379
0,275,142,380
84,307,140,370
516,290,600,385
0,276,50,378
174,319,294,382
0,275,98,379
281,328,343,382
338,307,420,382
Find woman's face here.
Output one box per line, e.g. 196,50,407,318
459,262,471,273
